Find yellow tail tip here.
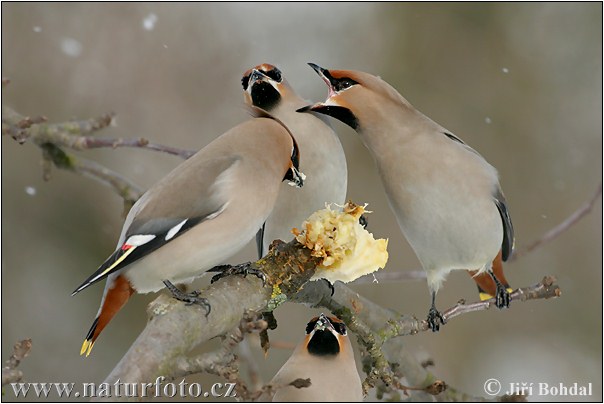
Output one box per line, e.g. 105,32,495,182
479,288,514,301
80,340,95,357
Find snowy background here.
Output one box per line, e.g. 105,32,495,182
2,3,602,402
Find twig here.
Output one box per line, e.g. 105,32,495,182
511,183,602,260
40,143,143,208
2,106,195,159
237,338,263,391
2,339,32,386
245,378,311,402
3,106,196,209
172,311,267,382
381,276,561,339
353,269,426,284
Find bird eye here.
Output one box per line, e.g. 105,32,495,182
241,74,251,91
305,319,318,334
264,68,282,82
333,322,347,335
335,77,358,92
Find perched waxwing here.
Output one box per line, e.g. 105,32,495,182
241,64,347,258
300,64,514,331
72,113,304,355
264,314,363,402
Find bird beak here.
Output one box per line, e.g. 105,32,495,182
307,63,338,96
297,63,359,129
249,69,267,84
245,69,269,93
246,68,281,94
296,63,338,113
314,313,336,333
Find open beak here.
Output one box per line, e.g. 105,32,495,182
307,63,337,96
297,63,338,113
297,63,359,129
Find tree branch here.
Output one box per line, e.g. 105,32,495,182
171,311,267,381
291,275,554,401
39,142,143,207
2,106,198,210
96,244,557,402
94,239,321,402
2,106,195,159
2,339,32,386
511,182,602,260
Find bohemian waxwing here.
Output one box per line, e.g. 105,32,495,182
241,64,347,258
72,113,304,355
300,64,514,331
265,314,363,402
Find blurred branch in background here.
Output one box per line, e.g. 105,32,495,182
511,182,603,261
1,339,32,387
2,104,576,402
2,102,196,209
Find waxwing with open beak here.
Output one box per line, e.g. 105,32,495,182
72,111,304,356
299,63,514,331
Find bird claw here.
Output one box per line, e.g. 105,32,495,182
359,214,369,229
163,280,211,316
208,262,267,286
427,307,446,332
495,286,511,309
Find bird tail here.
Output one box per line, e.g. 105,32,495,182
468,250,512,301
80,275,134,357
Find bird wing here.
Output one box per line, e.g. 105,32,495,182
493,186,515,261
72,155,240,294
442,131,514,260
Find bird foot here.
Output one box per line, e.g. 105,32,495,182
427,307,446,332
359,214,369,229
163,280,211,316
495,285,511,309
208,262,266,286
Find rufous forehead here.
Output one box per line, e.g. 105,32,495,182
242,64,278,79
257,63,277,71
328,69,361,80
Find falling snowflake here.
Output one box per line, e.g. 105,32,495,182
25,186,37,196
60,37,83,58
33,26,42,33
501,67,509,74
142,13,158,31
485,117,492,124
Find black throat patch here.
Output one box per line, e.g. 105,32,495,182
307,330,340,357
308,105,358,130
250,81,281,111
